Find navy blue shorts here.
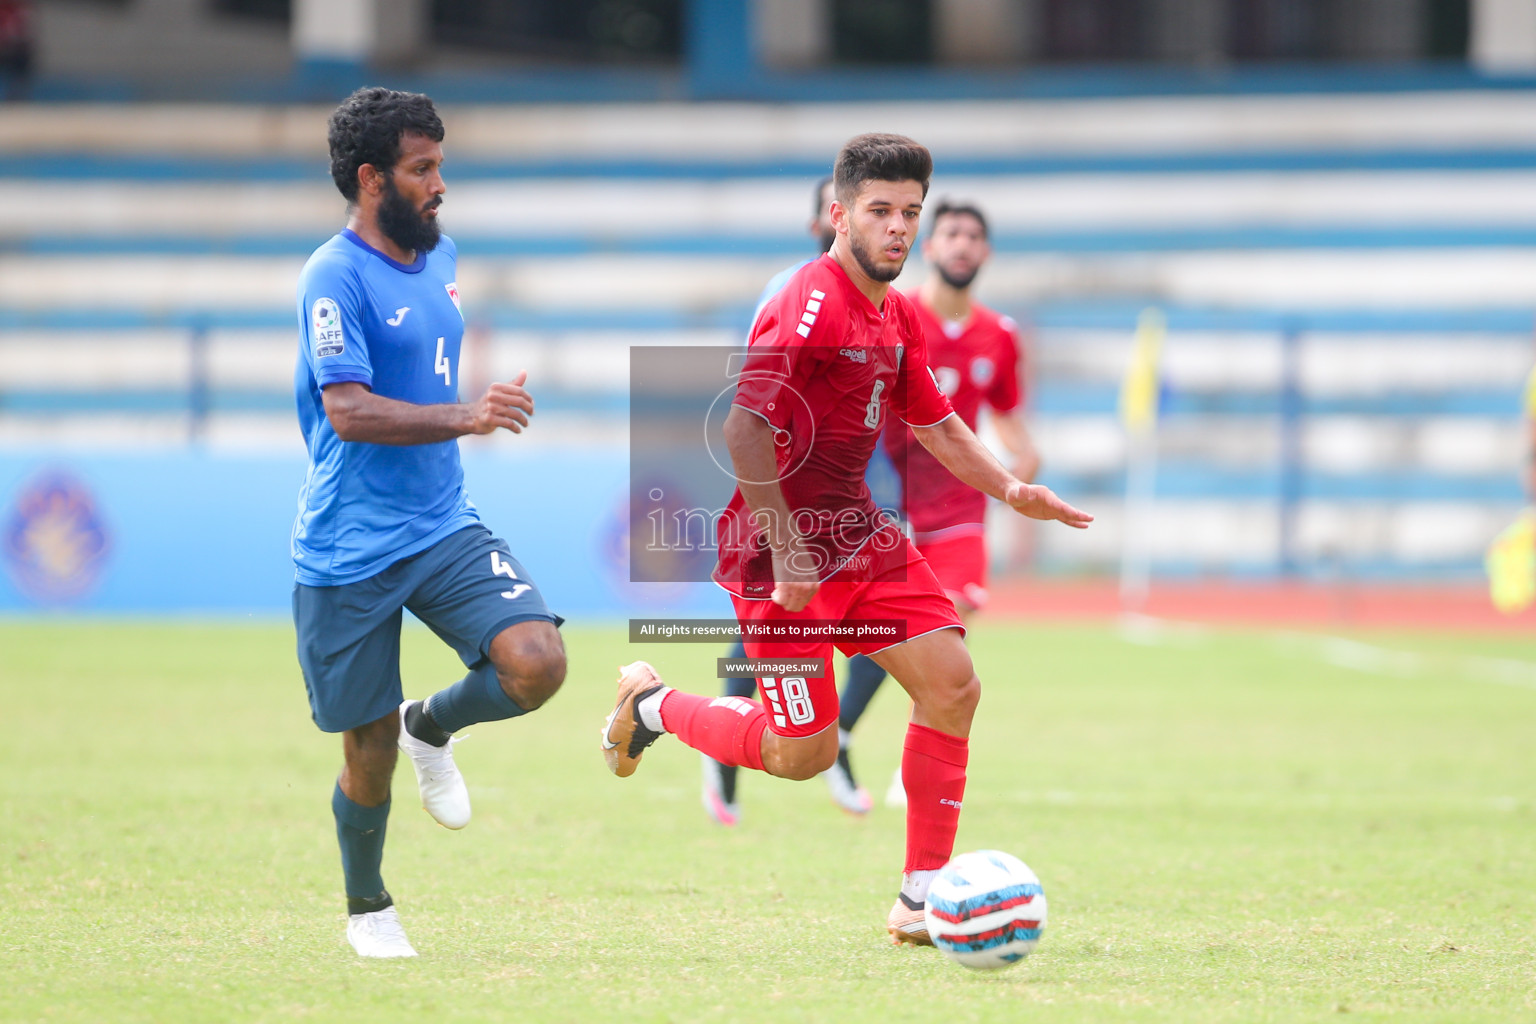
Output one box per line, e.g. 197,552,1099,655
293,524,563,733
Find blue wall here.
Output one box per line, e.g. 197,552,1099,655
0,450,723,619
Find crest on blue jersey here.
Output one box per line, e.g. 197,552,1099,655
3,470,111,603
311,297,345,357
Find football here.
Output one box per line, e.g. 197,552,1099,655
924,850,1047,969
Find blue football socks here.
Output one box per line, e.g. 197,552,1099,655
332,782,391,911
423,661,526,735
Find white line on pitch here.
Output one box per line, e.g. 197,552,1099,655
1116,614,1536,692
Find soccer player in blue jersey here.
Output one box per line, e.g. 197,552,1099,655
292,87,566,958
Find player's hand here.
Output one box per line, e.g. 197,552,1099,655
1003,481,1093,529
770,543,821,612
770,580,819,612
469,370,535,434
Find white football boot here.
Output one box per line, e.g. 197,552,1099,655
397,700,471,829
887,893,932,946
347,906,418,958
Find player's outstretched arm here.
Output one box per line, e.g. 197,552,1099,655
323,371,534,445
1000,480,1093,529
722,405,821,611
912,415,1091,529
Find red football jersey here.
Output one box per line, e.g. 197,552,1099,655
882,296,1023,535
714,255,954,597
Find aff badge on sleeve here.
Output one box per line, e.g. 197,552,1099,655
445,282,463,318
311,297,345,358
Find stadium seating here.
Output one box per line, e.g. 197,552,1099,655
3,93,1533,579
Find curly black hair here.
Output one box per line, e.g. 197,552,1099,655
833,133,932,207
327,87,444,202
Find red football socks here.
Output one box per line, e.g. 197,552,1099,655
659,691,769,772
901,722,969,872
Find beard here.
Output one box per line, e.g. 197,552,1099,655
849,229,905,283
378,173,441,255
936,261,978,290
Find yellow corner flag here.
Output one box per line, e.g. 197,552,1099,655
1486,510,1536,614
1119,307,1166,433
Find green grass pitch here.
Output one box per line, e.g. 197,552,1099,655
2,618,1534,1023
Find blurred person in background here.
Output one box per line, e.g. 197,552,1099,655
752,175,838,315
839,198,1041,809
0,0,33,101
700,174,836,827
293,87,566,958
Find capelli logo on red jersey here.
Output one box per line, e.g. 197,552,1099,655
838,347,867,363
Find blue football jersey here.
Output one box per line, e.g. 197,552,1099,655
291,229,480,585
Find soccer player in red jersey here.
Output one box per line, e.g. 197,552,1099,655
839,197,1042,808
601,134,1091,945
701,174,838,828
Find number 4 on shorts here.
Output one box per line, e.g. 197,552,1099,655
491,551,531,601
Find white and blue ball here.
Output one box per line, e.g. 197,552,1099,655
924,850,1047,970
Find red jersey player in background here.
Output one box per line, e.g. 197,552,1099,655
601,134,1090,945
838,197,1043,810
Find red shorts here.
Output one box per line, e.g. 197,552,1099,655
729,536,964,738
915,526,988,613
